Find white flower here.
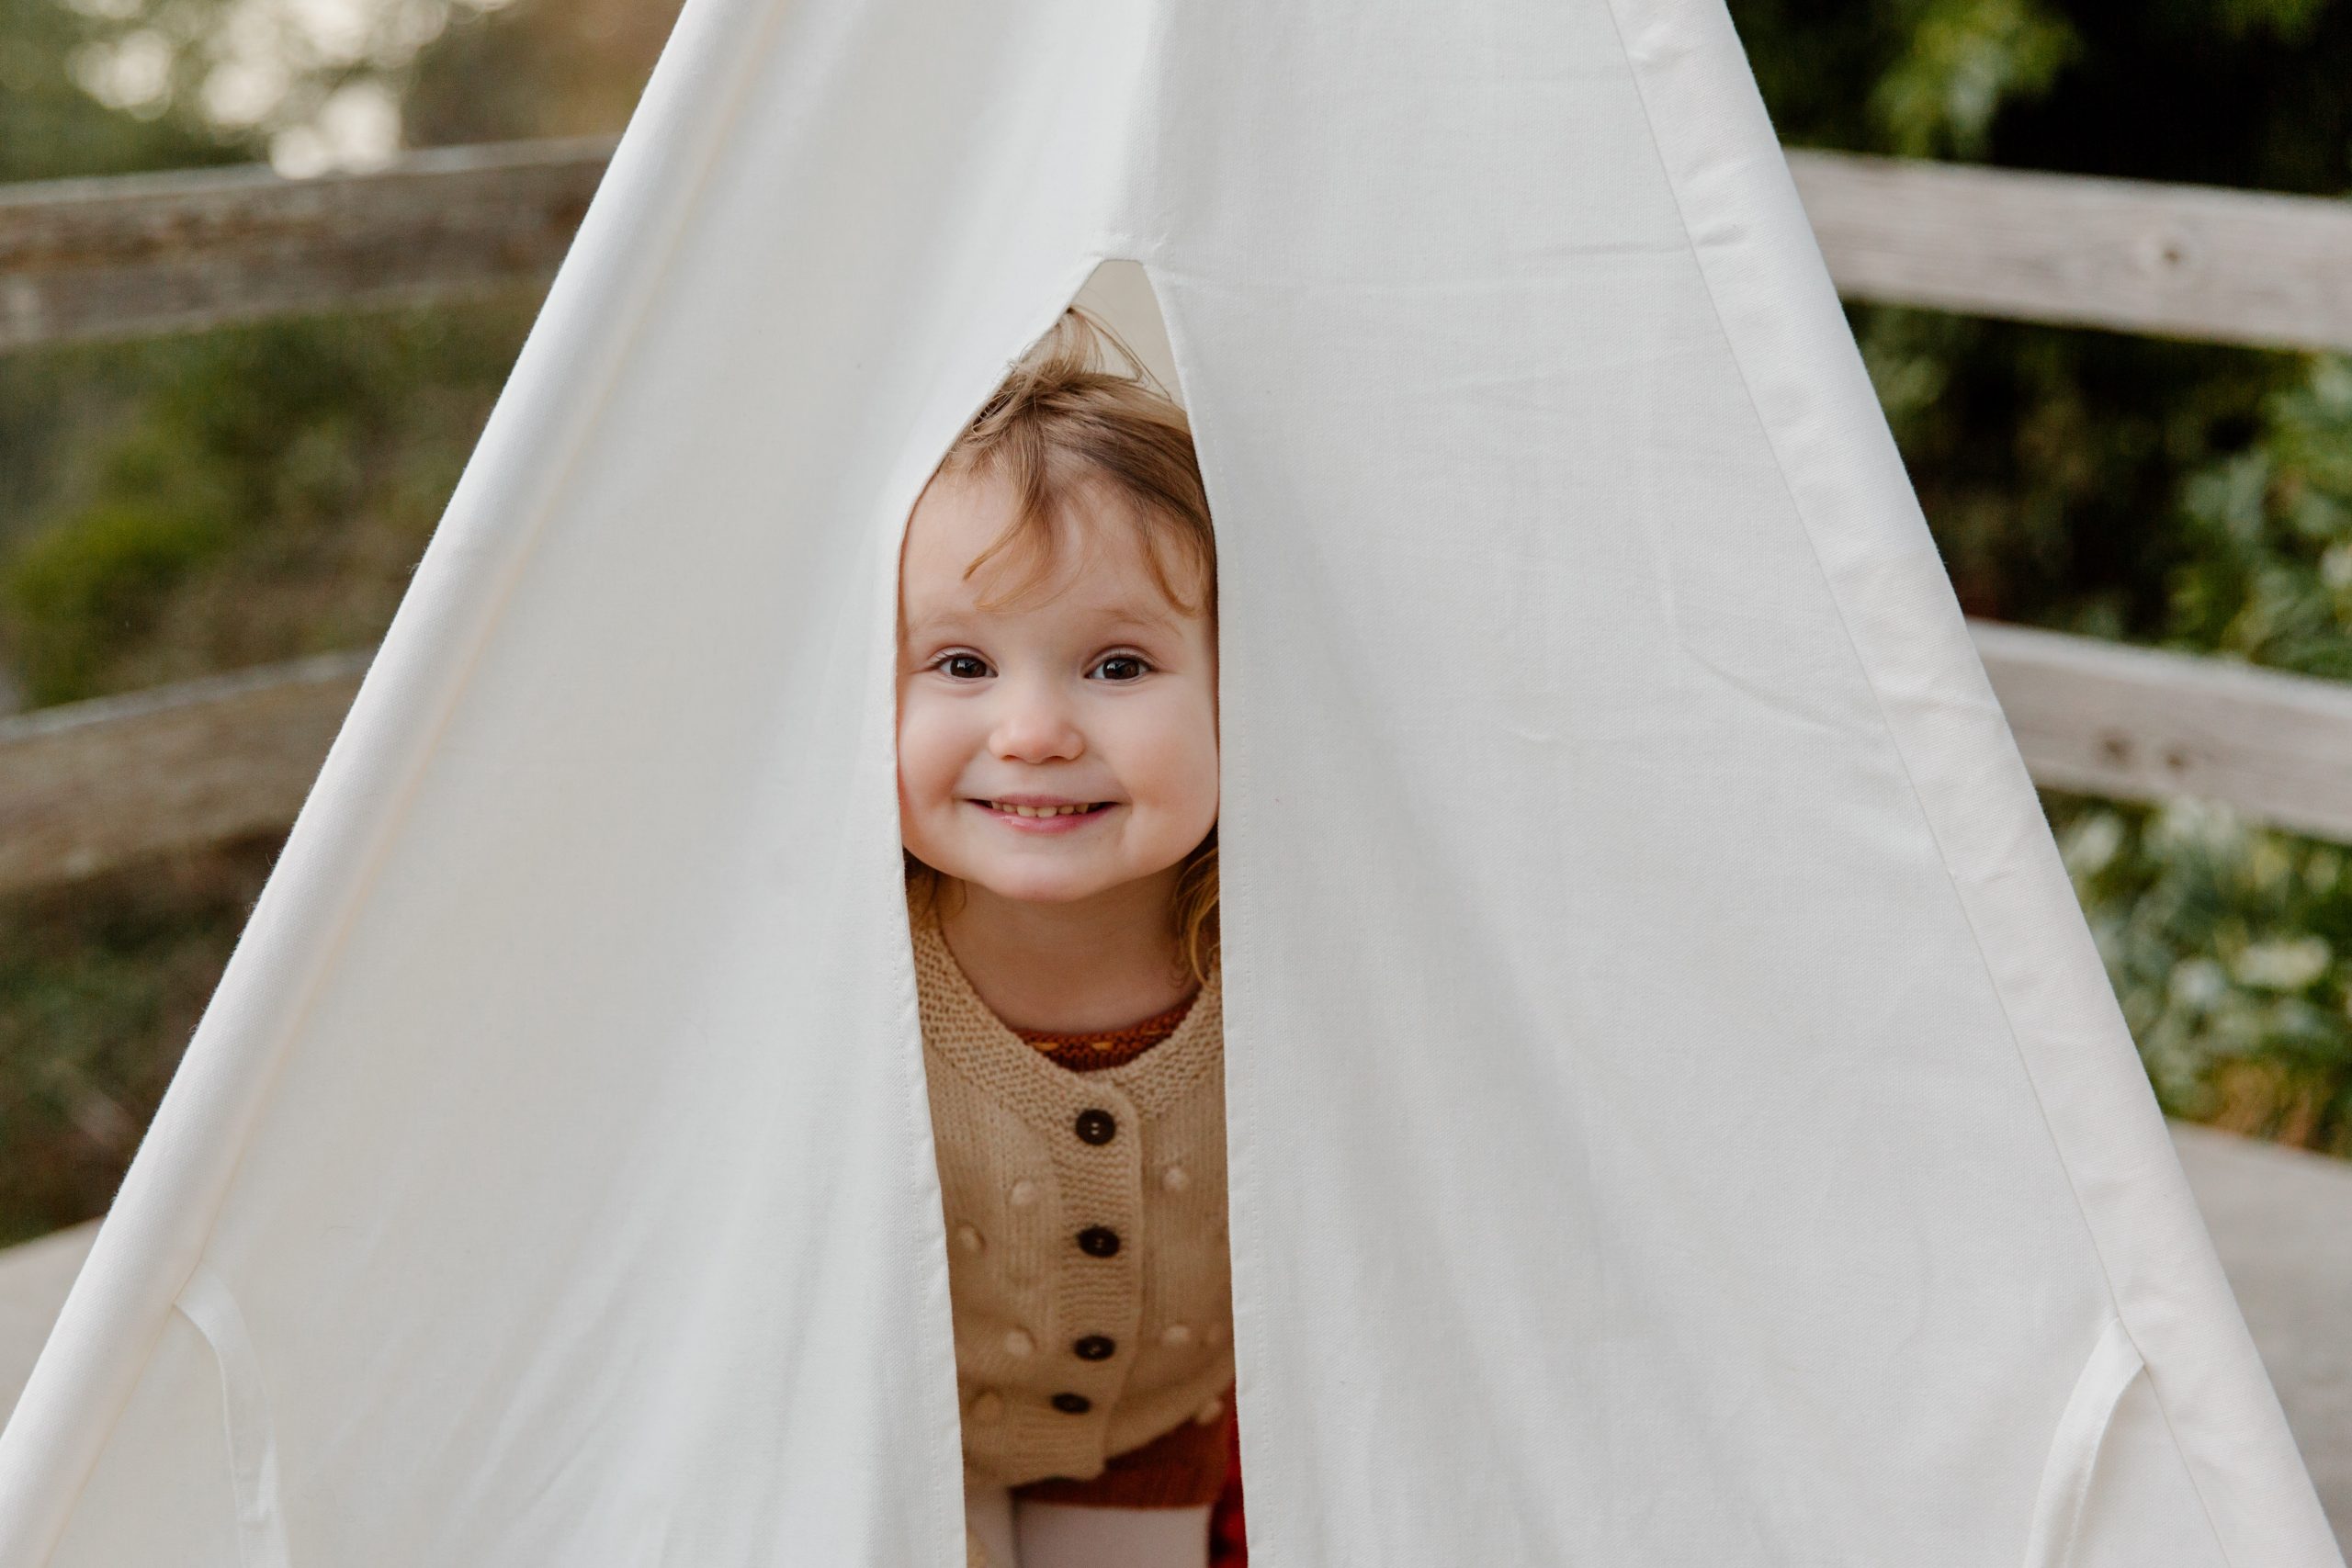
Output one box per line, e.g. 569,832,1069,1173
2230,935,2332,991
2168,957,2230,1009
2059,812,2125,878
2151,796,2245,856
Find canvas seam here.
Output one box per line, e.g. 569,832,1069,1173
1588,2,2237,1561
174,1266,290,1568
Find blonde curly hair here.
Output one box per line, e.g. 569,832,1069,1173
902,307,1220,987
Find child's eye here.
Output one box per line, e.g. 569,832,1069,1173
931,652,992,680
1091,654,1151,682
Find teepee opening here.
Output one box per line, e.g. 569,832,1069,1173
890,259,1250,1561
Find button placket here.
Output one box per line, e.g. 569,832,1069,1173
1048,1074,1145,1470
914,913,1227,1483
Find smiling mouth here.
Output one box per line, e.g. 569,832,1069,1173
972,800,1115,818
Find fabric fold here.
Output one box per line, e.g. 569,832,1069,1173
174,1265,289,1568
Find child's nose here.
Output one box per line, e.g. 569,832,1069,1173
989,682,1085,764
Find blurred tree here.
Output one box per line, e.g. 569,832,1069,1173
0,0,676,707
2,304,537,705
400,0,679,146
2040,355,2352,1156
0,0,250,182
0,839,277,1246
0,0,261,713
2166,356,2352,675
2056,787,2352,1155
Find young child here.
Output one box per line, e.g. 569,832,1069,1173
895,308,1234,1568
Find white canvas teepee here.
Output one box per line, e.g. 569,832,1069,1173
0,0,2337,1562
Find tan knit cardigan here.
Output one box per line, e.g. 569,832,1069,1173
911,912,1236,1493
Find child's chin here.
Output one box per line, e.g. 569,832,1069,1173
968,864,1113,906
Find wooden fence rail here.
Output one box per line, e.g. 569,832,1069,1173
6,625,2350,896
0,140,608,352
3,141,2349,355
0,652,366,894
1970,623,2352,841
1785,152,2352,355
4,142,2352,891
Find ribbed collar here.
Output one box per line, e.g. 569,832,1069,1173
910,913,1224,1120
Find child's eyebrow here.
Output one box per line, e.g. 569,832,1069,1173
1087,604,1188,636
1095,616,1176,639
898,601,1193,643
899,606,980,638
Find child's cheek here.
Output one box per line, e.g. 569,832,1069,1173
1173,693,1221,806
1132,696,1219,823
897,705,955,831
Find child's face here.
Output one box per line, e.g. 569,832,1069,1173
897,469,1218,908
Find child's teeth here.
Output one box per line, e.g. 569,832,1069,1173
997,802,1091,817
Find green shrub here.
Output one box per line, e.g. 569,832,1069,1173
2037,356,2352,1156
0,839,278,1247
4,499,232,705
0,304,532,707
2053,793,2352,1155
2166,357,2352,677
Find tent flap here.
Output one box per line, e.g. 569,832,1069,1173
0,0,2335,1563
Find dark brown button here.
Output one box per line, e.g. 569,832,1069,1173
1072,1335,1116,1361
1074,1108,1117,1145
1051,1392,1092,1415
1076,1225,1122,1258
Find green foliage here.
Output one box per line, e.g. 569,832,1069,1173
401,0,681,146
0,840,277,1247
4,501,232,705
2166,357,2352,676
1741,0,2352,641
0,0,251,182
1736,0,2080,159
2211,0,2334,39
2025,358,2352,1156
1871,0,2080,159
2053,794,2352,1154
0,303,535,705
